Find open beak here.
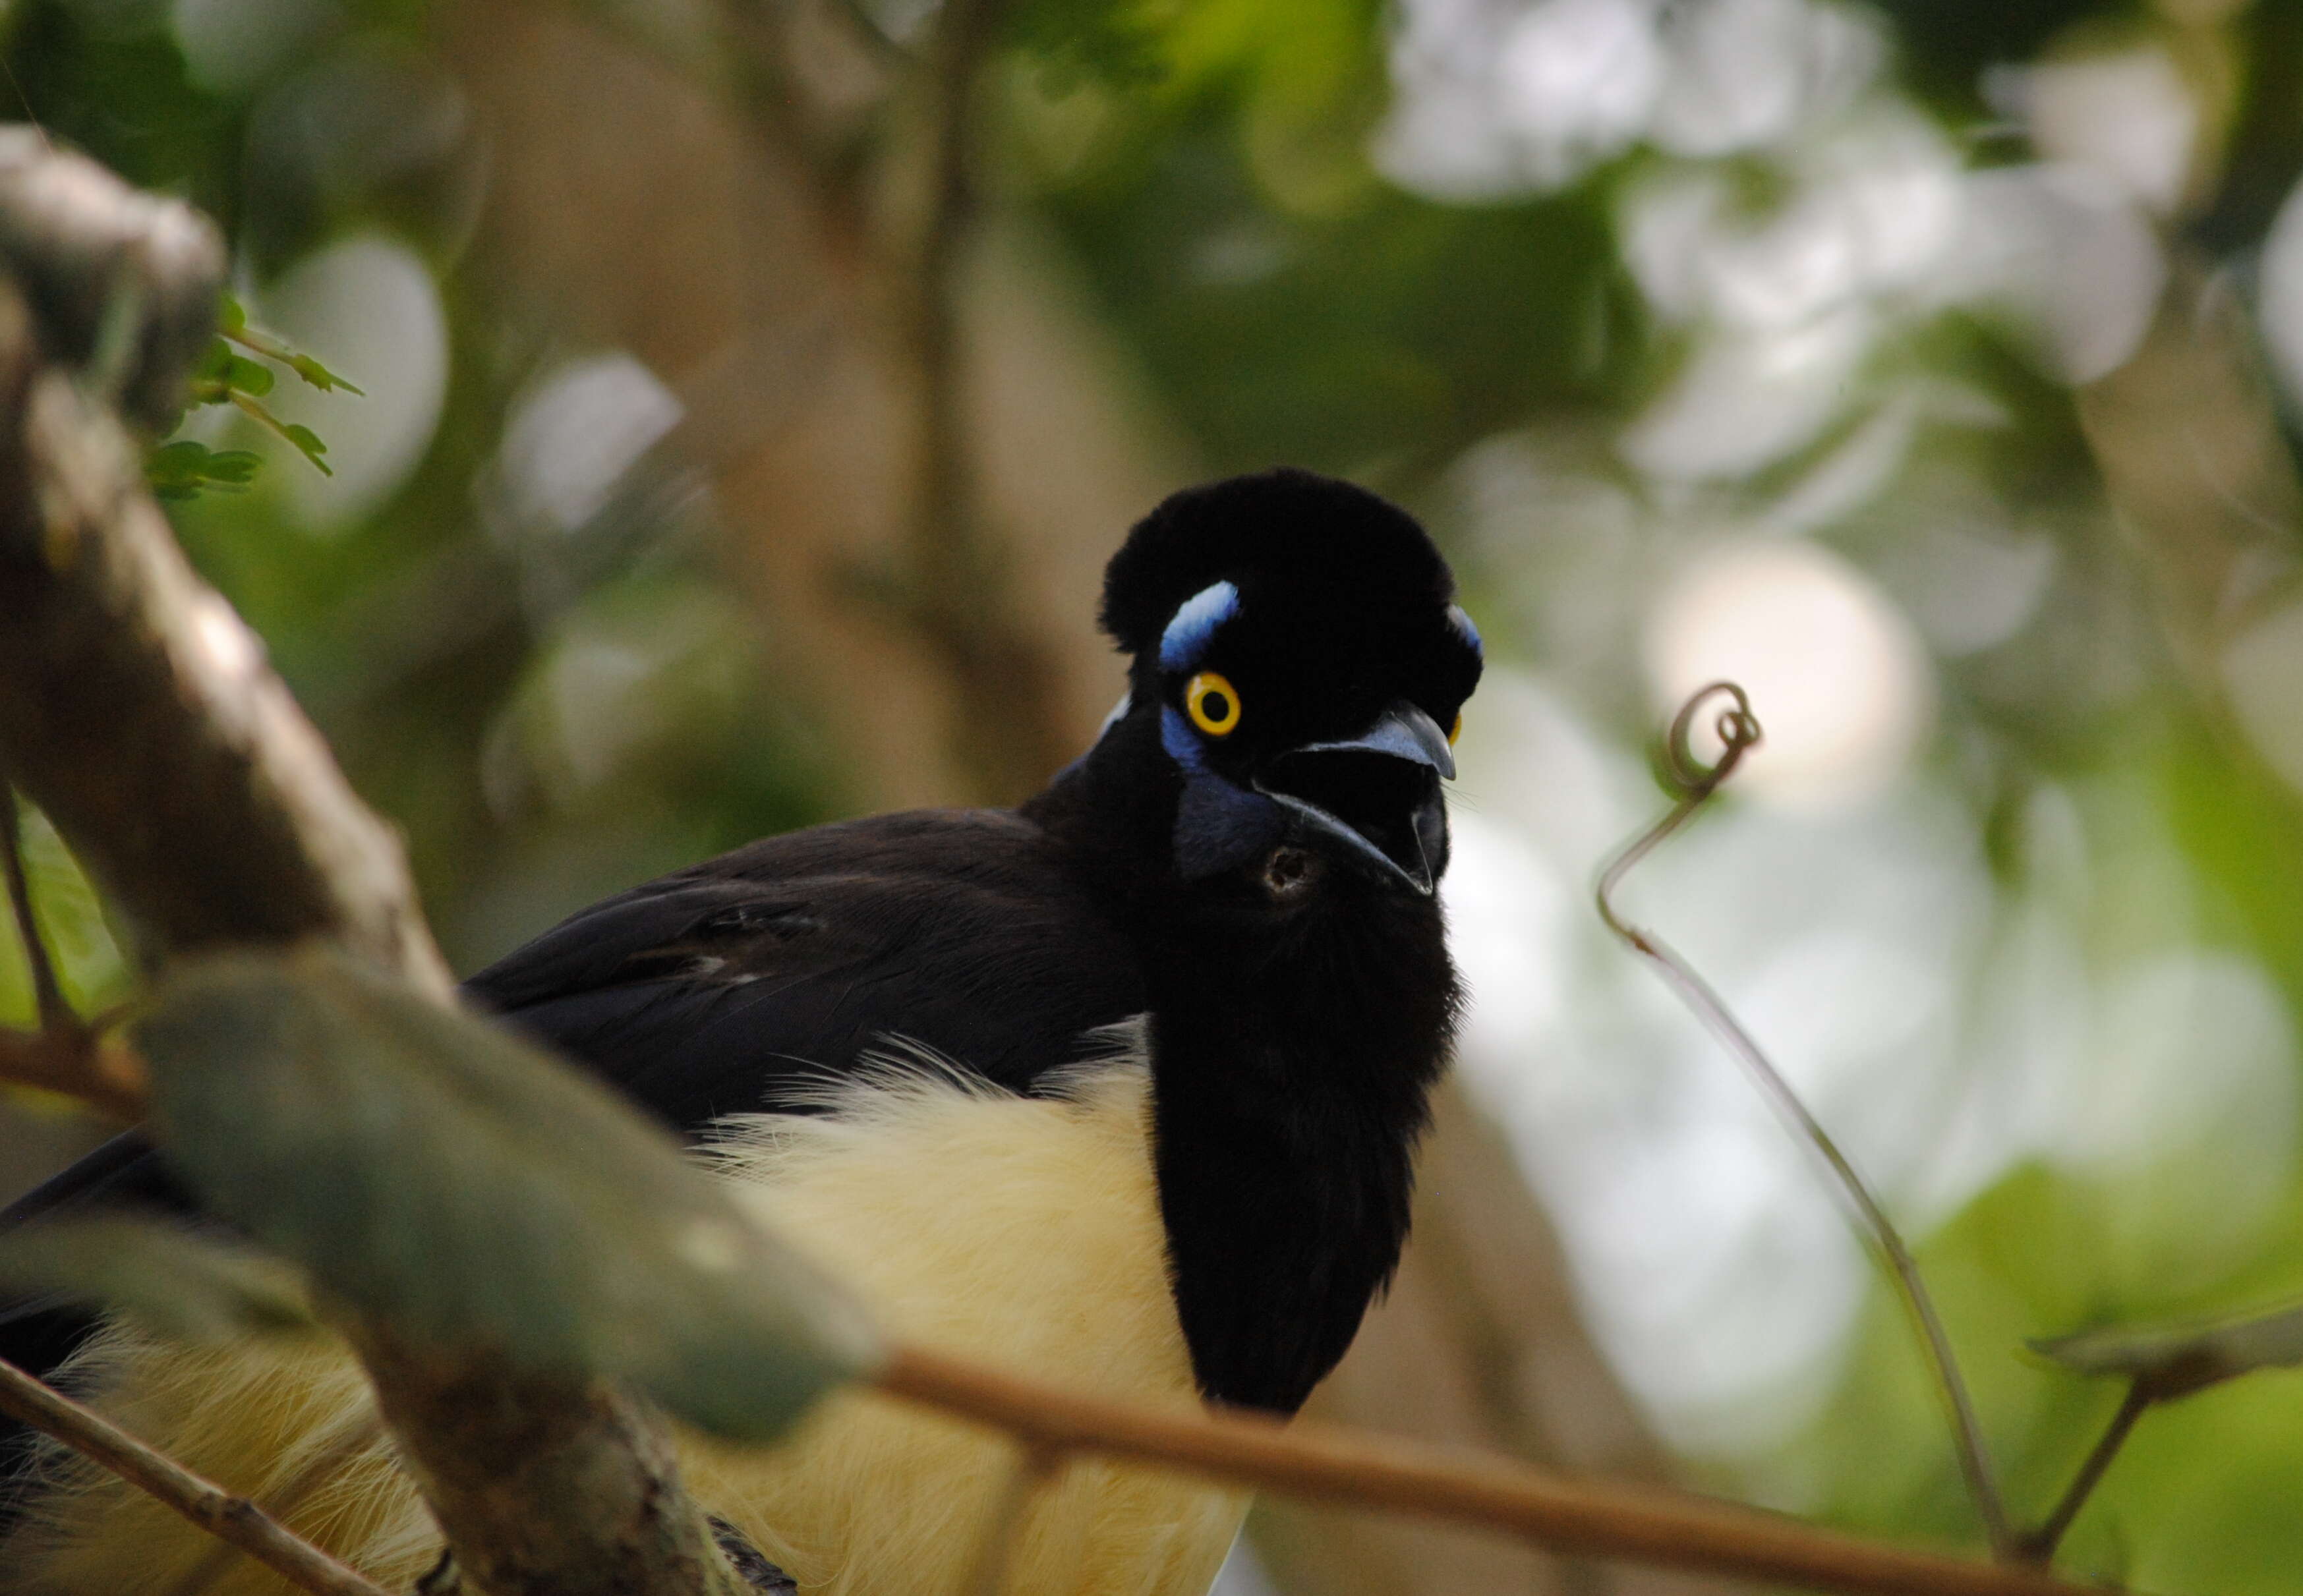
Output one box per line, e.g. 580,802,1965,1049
1253,702,1453,895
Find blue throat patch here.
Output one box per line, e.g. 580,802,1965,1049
1162,705,1279,880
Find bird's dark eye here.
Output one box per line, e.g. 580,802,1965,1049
1185,671,1240,736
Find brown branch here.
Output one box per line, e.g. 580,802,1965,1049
876,1347,2103,1596
0,1021,146,1120
162,1415,389,1596
0,140,743,1596
0,1355,393,1596
0,309,448,990
2018,1381,2151,1566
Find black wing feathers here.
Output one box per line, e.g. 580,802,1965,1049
0,809,1147,1429
464,810,1149,1126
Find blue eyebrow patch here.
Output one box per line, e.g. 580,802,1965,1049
1448,604,1482,658
1158,581,1240,671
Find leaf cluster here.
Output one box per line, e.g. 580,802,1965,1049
148,294,362,499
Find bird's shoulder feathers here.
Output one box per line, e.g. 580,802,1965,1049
462,808,1151,1130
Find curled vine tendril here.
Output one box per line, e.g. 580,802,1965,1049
1596,681,1763,950
1593,682,2015,1561
1662,680,1762,793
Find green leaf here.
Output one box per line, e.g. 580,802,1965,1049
193,337,234,382
287,353,364,396
199,448,262,486
146,438,216,498
134,948,882,1442
2033,1300,2303,1402
221,355,276,397
229,393,336,478
219,293,246,333
0,1217,314,1344
146,439,263,500
281,422,332,475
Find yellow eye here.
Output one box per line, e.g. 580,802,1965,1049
1448,712,1462,746
1185,671,1241,737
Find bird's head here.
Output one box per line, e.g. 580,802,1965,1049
1083,469,1482,899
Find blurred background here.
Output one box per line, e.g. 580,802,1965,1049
3,0,2303,1590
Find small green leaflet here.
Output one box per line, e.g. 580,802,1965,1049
134,948,883,1442
286,352,364,395
218,299,366,396
2033,1300,2303,1402
0,1216,314,1344
149,293,363,499
146,440,264,501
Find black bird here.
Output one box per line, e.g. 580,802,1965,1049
0,468,1484,1596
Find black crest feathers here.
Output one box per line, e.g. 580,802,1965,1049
1099,469,1457,658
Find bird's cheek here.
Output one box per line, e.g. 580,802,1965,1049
1173,772,1284,881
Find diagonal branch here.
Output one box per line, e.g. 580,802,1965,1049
0,1021,146,1120
875,1348,2097,1596
0,136,743,1596
0,1355,392,1596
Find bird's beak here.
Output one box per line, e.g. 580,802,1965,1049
1253,703,1453,896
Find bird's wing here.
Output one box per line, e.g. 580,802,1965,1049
461,808,1148,1126
0,808,1145,1407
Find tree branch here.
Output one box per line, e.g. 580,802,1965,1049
875,1348,2099,1596
0,1021,146,1120
0,1355,392,1596
0,135,742,1596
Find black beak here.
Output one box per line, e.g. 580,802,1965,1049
1253,703,1453,895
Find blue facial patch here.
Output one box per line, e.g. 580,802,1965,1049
1162,705,1279,879
1448,604,1482,658
1158,581,1240,672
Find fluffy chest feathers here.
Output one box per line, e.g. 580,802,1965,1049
2,1049,1243,1596
694,1044,1244,1595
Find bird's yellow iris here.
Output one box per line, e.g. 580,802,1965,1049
1185,671,1241,736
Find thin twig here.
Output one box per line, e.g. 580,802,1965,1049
0,784,70,1033
0,1022,148,1120
1593,683,2014,1558
163,1414,390,1596
956,1444,1060,1596
2018,1381,2150,1566
875,1346,2095,1596
0,1357,392,1596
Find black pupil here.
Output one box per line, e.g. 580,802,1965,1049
1201,690,1231,722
